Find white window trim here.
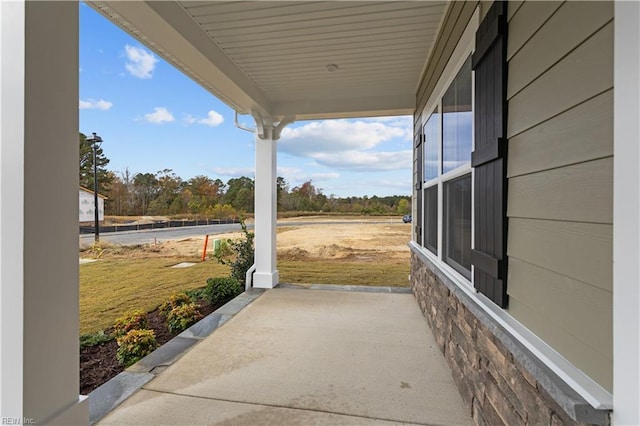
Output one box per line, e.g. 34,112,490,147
420,7,477,288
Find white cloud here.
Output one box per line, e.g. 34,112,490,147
184,110,225,127
280,120,405,155
143,107,174,124
79,98,113,110
278,119,412,172
313,150,412,172
277,166,340,184
211,167,255,177
198,110,224,127
124,45,158,79
327,176,412,197
183,114,197,125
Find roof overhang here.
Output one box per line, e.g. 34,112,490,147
90,1,448,120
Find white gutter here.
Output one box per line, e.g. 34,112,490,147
234,110,255,133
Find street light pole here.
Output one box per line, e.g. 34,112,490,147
86,132,103,243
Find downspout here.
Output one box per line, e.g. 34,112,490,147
245,263,256,291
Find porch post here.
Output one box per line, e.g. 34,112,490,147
0,2,88,423
252,112,293,289
613,2,640,425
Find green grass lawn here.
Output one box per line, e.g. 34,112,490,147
80,258,409,335
279,260,410,287
79,258,229,334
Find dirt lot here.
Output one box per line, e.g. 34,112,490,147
94,219,412,265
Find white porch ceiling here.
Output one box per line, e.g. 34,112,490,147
91,1,448,120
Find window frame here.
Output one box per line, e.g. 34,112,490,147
417,12,477,288
442,173,472,280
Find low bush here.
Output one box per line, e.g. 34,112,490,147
213,220,254,283
159,292,191,317
166,303,202,333
115,329,158,367
112,309,148,337
206,276,242,305
79,330,113,349
185,286,208,302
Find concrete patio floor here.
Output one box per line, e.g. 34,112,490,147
97,286,472,425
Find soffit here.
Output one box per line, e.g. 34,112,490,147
91,1,448,120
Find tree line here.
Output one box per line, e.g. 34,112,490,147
79,133,410,218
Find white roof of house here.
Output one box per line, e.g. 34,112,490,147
79,186,108,199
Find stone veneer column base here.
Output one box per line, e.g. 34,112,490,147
410,250,610,426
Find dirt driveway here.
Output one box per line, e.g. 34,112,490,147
91,218,412,265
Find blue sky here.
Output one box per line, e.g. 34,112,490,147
79,3,412,198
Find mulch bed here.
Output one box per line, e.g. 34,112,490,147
80,300,219,395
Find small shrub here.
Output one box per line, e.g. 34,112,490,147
166,303,202,333
213,238,232,259
213,220,254,283
185,286,208,302
79,330,113,350
116,329,158,367
159,292,191,317
112,310,148,337
206,276,242,305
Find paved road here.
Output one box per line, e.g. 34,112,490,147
79,219,405,247
79,223,244,246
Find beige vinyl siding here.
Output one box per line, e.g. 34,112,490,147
508,296,612,391
508,259,612,361
507,1,562,61
508,21,613,137
506,1,524,21
506,1,613,391
508,90,612,178
508,1,613,98
508,157,613,224
508,219,612,293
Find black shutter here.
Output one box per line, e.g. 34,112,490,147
414,132,424,245
471,1,509,308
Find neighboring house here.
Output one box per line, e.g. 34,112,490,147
1,1,638,425
79,186,106,223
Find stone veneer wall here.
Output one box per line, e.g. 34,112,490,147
410,250,609,426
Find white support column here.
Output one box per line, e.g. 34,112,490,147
253,114,278,288
613,2,640,425
1,2,88,423
0,1,26,418
252,112,293,289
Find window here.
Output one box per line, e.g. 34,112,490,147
424,186,438,253
423,110,439,254
442,58,472,174
444,174,472,279
424,110,439,182
420,55,473,281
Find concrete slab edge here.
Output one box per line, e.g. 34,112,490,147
278,283,411,294
87,288,266,424
88,371,154,424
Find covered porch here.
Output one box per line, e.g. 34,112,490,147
1,1,640,425
93,285,471,425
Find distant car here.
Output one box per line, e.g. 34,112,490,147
403,214,412,223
